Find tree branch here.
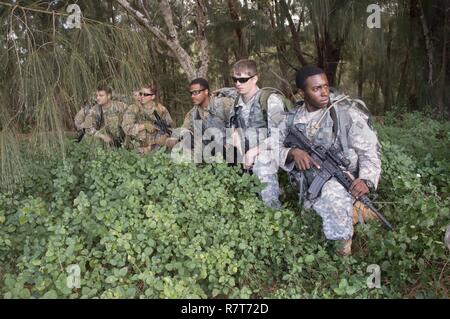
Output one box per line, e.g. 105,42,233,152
279,0,309,66
196,0,209,78
116,0,203,79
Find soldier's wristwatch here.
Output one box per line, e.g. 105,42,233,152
362,179,375,192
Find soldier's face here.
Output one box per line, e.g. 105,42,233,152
133,91,140,103
301,74,330,111
96,90,111,106
190,84,209,106
139,88,156,105
232,69,258,96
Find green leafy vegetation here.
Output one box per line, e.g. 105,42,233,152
0,113,449,299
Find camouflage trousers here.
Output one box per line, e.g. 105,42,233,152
253,150,281,209
305,178,354,241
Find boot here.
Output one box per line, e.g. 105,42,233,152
336,239,352,256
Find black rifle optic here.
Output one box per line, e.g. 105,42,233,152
284,124,394,231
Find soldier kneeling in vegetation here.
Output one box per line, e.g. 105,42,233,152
165,78,234,158
278,66,382,256
74,85,127,147
122,83,174,155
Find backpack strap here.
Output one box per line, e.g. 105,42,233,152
259,87,291,112
330,104,351,159
329,106,339,141
286,107,299,131
352,98,375,129
258,89,272,125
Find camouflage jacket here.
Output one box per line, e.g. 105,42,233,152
74,100,127,140
180,96,234,136
278,95,382,188
122,102,173,146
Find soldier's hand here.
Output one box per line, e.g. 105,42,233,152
349,179,370,199
289,148,320,171
140,123,156,134
95,133,112,144
243,146,260,170
165,137,179,150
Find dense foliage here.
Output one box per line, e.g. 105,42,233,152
0,113,448,298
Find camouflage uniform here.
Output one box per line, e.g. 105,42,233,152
74,101,127,145
181,96,233,135
122,102,173,153
228,87,286,209
96,101,128,144
168,96,234,153
277,93,382,240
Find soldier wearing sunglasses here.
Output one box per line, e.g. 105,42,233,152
166,78,234,152
228,59,286,209
122,83,173,154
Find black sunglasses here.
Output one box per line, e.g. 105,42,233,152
189,89,206,96
139,92,155,97
232,74,256,84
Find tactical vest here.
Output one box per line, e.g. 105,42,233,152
287,92,377,159
191,102,226,148
230,88,294,130
135,103,168,131
102,102,126,139
286,92,380,204
191,106,208,132
81,102,103,133
231,90,267,130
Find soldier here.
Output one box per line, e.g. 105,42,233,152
278,66,382,256
74,97,98,139
74,85,127,146
122,83,173,154
132,90,140,104
166,78,234,153
227,59,286,209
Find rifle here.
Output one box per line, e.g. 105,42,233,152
95,104,104,130
153,110,172,136
229,106,252,174
284,124,394,231
75,101,101,143
76,129,85,143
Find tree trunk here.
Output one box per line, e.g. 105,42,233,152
419,0,434,86
279,0,309,67
115,0,209,80
266,1,294,98
408,0,420,111
226,0,249,60
381,20,394,111
357,54,364,99
436,1,448,118
221,48,231,87
320,31,341,87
